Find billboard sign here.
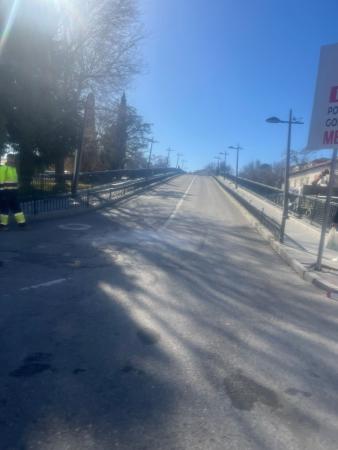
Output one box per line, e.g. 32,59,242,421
307,43,338,150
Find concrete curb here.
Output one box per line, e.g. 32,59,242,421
214,177,338,298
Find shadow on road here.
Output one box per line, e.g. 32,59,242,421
1,176,338,449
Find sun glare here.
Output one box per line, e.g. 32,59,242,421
0,0,21,57
0,0,85,58
42,0,86,30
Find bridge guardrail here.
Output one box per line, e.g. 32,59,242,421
224,174,338,229
22,171,181,218
20,168,181,200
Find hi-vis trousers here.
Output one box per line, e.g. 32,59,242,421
0,189,26,226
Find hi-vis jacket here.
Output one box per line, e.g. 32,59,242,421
0,166,19,190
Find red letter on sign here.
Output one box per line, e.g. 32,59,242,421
323,130,334,145
330,86,338,103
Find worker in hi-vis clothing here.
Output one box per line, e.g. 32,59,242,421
0,154,26,229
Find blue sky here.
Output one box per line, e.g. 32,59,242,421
129,0,338,171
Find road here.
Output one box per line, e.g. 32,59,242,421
1,174,338,450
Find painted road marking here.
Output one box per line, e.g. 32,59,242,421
20,278,68,292
161,176,196,229
58,223,92,231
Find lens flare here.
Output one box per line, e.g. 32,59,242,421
0,0,21,57
0,0,86,58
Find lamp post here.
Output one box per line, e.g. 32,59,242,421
214,156,221,176
266,110,303,243
228,145,242,189
219,151,228,179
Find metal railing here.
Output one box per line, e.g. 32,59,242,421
20,168,181,200
225,174,283,196
225,174,338,229
22,171,181,218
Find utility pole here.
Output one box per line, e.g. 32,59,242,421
147,138,157,169
214,156,221,176
176,153,183,168
166,147,175,168
228,145,243,189
219,151,228,179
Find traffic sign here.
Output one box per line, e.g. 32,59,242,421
307,43,338,150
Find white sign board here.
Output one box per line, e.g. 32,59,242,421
307,43,338,151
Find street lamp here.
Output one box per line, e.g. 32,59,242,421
266,109,303,243
228,145,243,189
219,151,228,179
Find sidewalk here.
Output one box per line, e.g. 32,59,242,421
216,176,338,295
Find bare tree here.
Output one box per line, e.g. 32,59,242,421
152,155,169,169
0,0,144,179
56,0,143,106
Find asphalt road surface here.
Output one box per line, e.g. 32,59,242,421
1,175,338,450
